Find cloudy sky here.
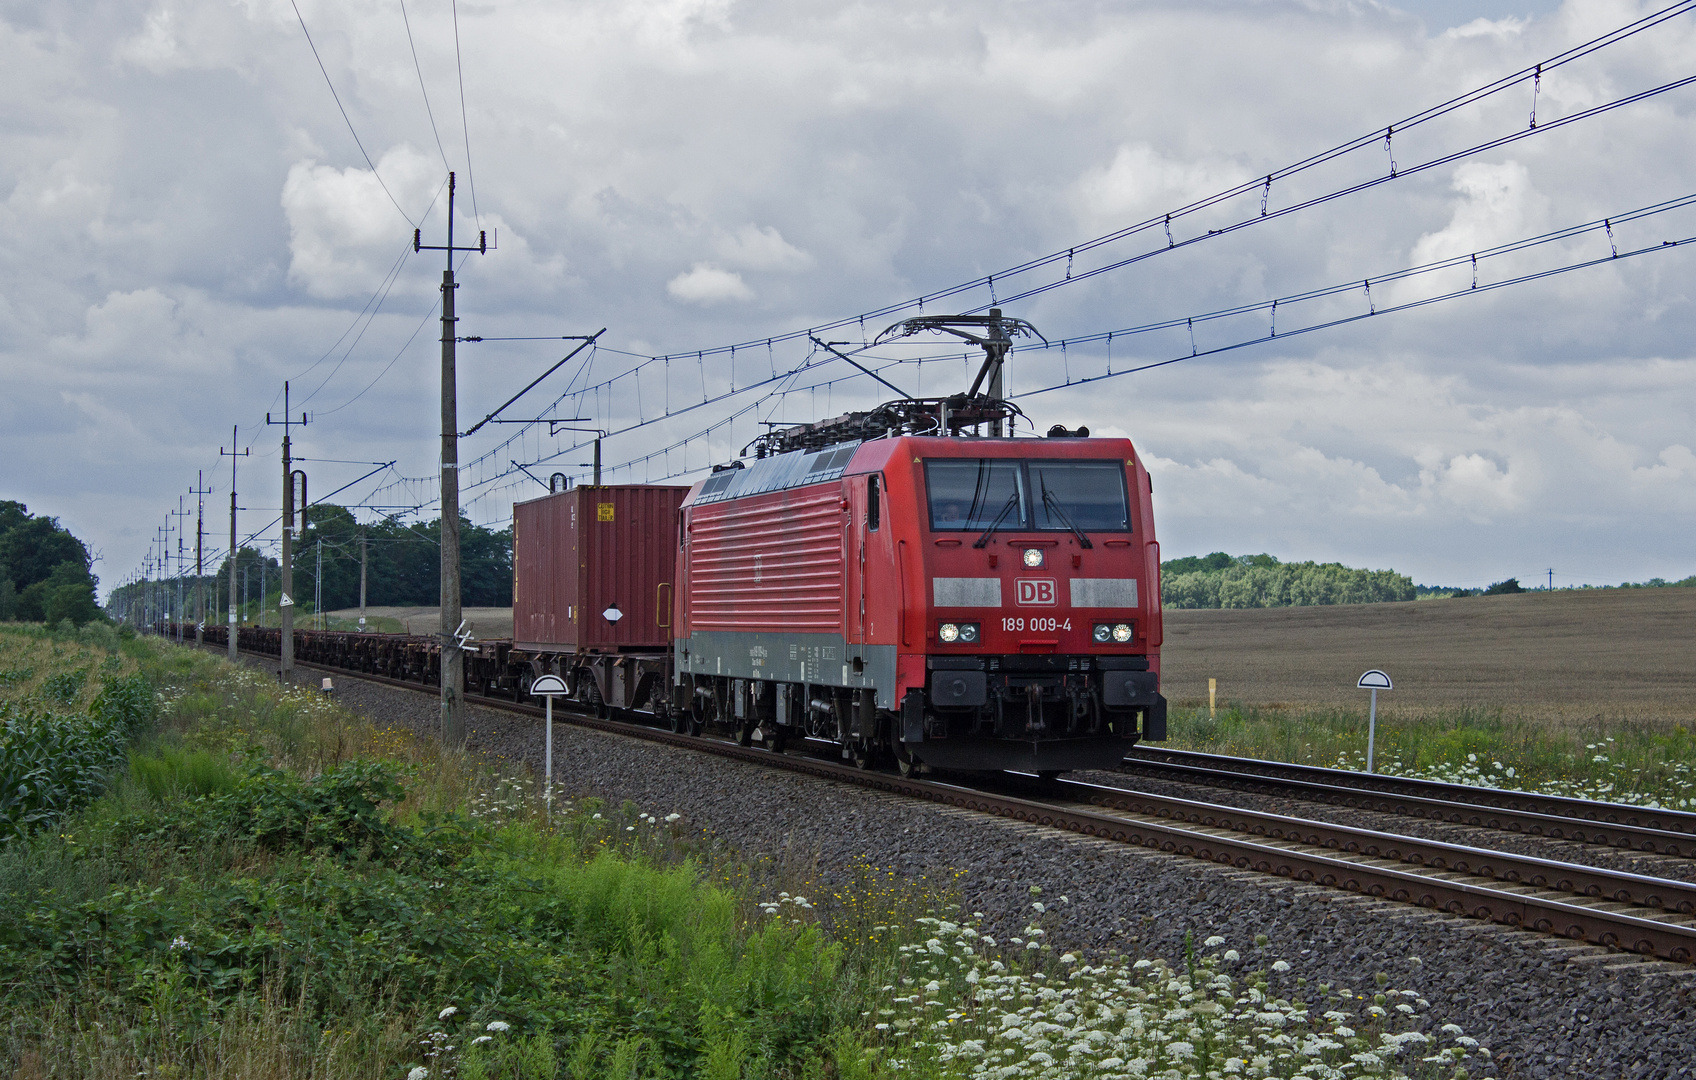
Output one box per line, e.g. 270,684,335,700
3,0,1693,596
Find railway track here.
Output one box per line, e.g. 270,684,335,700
1118,746,1696,856
239,645,1696,965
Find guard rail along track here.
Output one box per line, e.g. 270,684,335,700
189,625,1696,965
1120,746,1696,857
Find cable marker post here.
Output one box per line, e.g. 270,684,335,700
1357,670,1393,773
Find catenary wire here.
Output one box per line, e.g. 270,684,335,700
399,0,455,175
287,0,417,228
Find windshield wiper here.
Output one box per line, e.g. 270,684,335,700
972,491,1021,549
1041,482,1094,549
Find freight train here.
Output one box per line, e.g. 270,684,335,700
208,315,1169,773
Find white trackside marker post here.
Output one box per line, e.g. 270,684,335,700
530,674,570,816
1356,669,1393,773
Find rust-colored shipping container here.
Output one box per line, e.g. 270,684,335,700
513,484,689,652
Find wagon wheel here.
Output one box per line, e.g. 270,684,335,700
761,724,787,753
581,677,609,720
850,741,873,770
736,720,755,747
667,706,689,735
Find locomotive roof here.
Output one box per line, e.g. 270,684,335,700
691,440,862,505
687,433,1139,507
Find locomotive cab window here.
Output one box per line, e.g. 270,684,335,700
1029,460,1130,532
925,459,1130,533
925,459,1025,531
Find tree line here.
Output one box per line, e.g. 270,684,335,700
104,505,513,619
1160,552,1416,609
0,502,102,626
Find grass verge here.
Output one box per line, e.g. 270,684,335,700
1,626,1489,1078
1166,700,1696,808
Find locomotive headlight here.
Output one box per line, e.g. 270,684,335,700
1022,547,1045,568
1093,623,1112,643
1112,622,1134,643
958,622,980,644
938,622,960,643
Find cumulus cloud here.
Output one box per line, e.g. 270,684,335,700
714,225,811,272
281,146,440,299
667,263,754,304
1409,161,1552,267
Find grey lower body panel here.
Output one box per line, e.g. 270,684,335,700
677,630,899,710
911,735,1138,773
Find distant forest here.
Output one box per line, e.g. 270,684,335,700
1160,553,1415,609
105,505,513,617
1161,553,1695,608
0,501,102,625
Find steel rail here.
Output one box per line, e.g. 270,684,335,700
1119,746,1696,855
216,641,1696,963
996,773,1696,916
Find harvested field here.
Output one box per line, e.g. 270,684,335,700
323,605,513,640
1160,588,1696,725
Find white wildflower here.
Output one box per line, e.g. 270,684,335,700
1204,936,1226,948
1223,950,1240,962
1271,960,1290,972
408,1069,429,1080
437,1006,457,1020
486,1021,510,1032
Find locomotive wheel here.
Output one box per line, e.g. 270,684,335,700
736,721,754,747
668,707,689,735
761,725,787,752
850,742,872,770
895,741,918,778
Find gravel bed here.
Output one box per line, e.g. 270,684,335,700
1074,766,1696,886
253,656,1696,1079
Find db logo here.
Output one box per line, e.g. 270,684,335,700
1015,578,1056,606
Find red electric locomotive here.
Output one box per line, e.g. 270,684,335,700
674,425,1166,773
669,310,1165,773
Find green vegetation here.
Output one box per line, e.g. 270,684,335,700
1167,700,1696,808
106,505,514,622
0,500,103,626
0,626,1485,1078
1161,553,1415,609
